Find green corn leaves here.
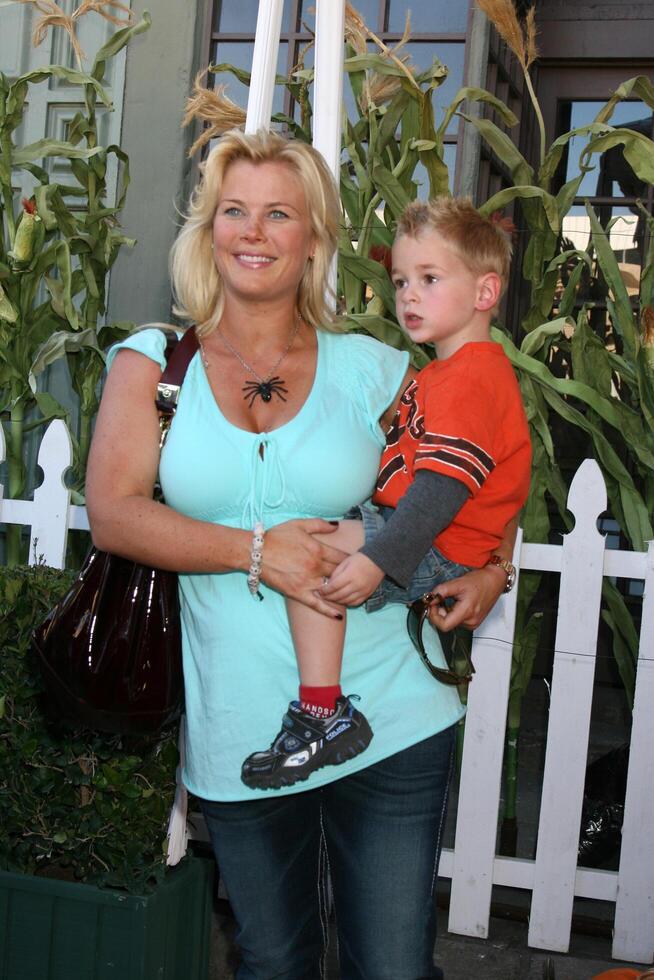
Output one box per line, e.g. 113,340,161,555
594,75,654,126
438,86,518,139
1,16,150,564
0,282,17,324
92,10,152,82
330,47,456,350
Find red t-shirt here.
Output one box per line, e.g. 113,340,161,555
373,342,531,567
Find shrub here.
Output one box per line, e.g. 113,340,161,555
0,563,179,892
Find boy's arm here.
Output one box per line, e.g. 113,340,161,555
494,512,519,561
359,471,469,586
428,513,520,632
321,471,469,606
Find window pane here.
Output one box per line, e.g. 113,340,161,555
388,0,468,33
559,204,643,321
299,3,381,38
442,143,457,187
212,41,289,116
595,205,643,299
315,0,381,30
215,0,292,33
562,204,642,258
357,0,384,30
563,100,653,197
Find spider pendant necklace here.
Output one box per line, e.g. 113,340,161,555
201,315,301,408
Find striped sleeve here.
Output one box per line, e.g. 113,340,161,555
413,374,497,496
415,432,495,492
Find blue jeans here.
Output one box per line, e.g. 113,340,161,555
199,726,456,980
354,505,471,613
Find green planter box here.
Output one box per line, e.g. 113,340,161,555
0,855,214,980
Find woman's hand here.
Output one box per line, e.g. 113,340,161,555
427,564,508,632
262,520,348,617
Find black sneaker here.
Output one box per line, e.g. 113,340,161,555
241,695,373,790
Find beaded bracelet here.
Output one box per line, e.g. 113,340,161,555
247,522,265,601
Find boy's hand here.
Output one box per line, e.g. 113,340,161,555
320,552,385,606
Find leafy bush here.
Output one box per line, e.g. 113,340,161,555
0,563,179,892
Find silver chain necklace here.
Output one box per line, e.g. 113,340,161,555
200,316,301,408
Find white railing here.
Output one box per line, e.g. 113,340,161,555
1,419,653,964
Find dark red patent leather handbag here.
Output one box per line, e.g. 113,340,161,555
33,327,199,736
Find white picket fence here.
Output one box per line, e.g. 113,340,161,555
2,419,653,965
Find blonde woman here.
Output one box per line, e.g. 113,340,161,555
87,129,512,979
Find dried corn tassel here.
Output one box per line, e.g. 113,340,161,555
74,0,132,27
10,0,133,66
476,0,544,163
345,2,417,110
183,72,247,157
476,0,538,71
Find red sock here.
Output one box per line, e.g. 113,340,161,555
299,684,342,718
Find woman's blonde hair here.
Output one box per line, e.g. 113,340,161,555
170,129,341,337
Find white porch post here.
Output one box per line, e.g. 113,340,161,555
244,1,344,295
312,0,345,180
312,0,345,299
245,0,285,133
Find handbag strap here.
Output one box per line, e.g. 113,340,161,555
154,327,199,445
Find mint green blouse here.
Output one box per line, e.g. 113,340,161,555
108,328,465,801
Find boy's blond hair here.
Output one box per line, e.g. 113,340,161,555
395,197,513,296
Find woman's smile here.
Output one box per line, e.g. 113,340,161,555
233,252,276,268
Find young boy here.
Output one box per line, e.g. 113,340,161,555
241,197,532,791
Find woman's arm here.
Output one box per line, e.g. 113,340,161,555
86,349,346,614
427,514,520,632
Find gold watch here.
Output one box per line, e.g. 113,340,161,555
485,555,516,593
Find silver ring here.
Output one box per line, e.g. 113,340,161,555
322,576,329,587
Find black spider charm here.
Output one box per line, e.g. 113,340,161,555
242,376,289,408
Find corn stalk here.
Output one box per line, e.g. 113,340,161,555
0,8,150,564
